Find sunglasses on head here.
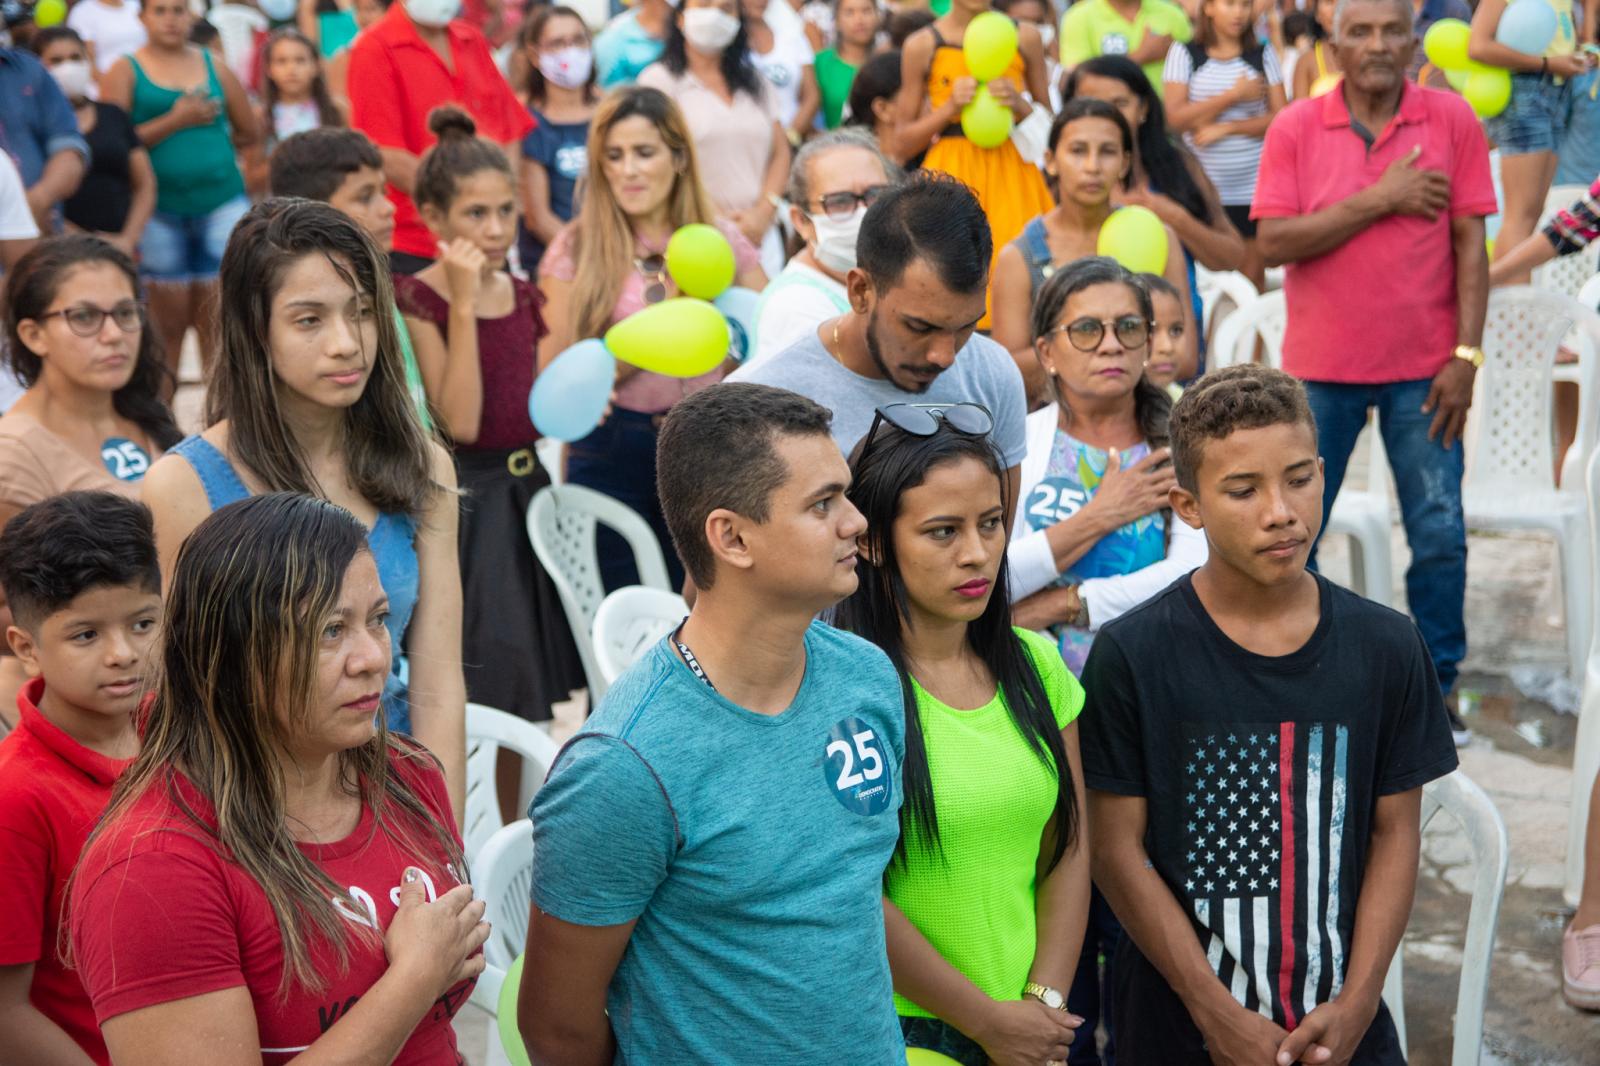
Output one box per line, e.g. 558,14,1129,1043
635,255,668,305
857,402,994,468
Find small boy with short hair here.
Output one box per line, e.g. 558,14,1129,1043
0,491,162,1066
1081,366,1458,1066
1137,272,1188,397
269,126,433,431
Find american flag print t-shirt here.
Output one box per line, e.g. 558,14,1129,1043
1078,573,1459,1029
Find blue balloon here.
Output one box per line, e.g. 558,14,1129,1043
714,286,762,363
1495,0,1558,55
528,339,615,442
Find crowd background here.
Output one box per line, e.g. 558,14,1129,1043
0,0,1599,1061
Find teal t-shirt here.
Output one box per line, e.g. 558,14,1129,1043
531,620,908,1064
593,10,665,88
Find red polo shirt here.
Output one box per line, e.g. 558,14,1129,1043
1251,82,1496,384
0,678,134,1066
348,5,534,258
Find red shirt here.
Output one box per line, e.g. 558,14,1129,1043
70,749,473,1064
0,678,133,1066
348,6,535,258
1251,83,1496,384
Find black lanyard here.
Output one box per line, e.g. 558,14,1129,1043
672,622,716,692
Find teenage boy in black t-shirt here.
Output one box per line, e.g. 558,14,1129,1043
1080,366,1458,1066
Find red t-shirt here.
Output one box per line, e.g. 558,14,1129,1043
348,6,536,258
0,678,132,1066
1251,83,1497,384
70,748,473,1064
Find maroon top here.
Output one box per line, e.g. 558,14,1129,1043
395,273,546,451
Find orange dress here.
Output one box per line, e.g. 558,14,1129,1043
922,25,1053,327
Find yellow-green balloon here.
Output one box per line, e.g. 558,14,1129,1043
33,0,65,26
961,85,1013,149
963,11,1019,81
1309,73,1341,97
496,955,533,1066
1097,205,1169,275
1444,67,1469,91
1422,18,1471,70
1462,66,1511,118
604,297,731,377
907,1050,965,1066
665,223,735,301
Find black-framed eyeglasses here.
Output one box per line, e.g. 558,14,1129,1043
812,184,890,222
1045,315,1150,352
38,302,144,337
857,402,994,468
634,255,668,305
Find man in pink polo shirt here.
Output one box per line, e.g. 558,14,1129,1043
1253,0,1493,743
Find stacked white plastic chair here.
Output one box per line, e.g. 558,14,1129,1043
1208,291,1394,606
527,485,672,705
1193,266,1262,346
462,703,560,865
592,586,691,686
1566,447,1600,906
1462,286,1600,684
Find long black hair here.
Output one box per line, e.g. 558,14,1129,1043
4,235,181,449
833,426,1080,871
661,6,763,101
1063,55,1214,226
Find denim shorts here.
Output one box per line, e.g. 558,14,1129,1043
138,194,250,284
1486,71,1574,155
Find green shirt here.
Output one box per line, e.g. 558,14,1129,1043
815,49,859,129
885,627,1085,1017
1059,0,1193,92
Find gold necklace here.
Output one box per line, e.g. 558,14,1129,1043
829,317,846,367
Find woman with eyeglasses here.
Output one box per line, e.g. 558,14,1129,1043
0,235,181,726
990,99,1196,407
539,86,766,591
832,406,1089,1066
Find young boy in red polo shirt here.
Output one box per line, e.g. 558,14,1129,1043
0,492,161,1066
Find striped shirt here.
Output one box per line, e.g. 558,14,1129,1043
1163,43,1283,206
1543,176,1600,256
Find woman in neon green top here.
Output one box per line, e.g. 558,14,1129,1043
834,408,1090,1066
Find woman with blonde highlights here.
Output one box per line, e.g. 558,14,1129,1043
141,198,467,818
70,492,486,1065
538,86,766,590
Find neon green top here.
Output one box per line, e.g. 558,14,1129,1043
886,627,1085,1018
391,305,433,433
1059,0,1194,93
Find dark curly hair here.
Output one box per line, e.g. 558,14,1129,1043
1170,364,1317,492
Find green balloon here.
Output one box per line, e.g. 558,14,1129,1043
1422,18,1470,70
665,223,735,301
1097,205,1169,275
964,11,1019,82
907,1050,965,1066
496,954,533,1066
604,297,732,378
961,85,1013,149
1444,67,1469,91
1463,66,1512,118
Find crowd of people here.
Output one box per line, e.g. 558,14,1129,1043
0,0,1599,1062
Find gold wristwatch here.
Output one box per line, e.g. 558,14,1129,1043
1023,982,1067,1010
1453,344,1485,368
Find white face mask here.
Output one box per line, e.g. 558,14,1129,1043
406,0,462,28
48,58,92,101
808,204,866,274
682,8,741,53
539,45,593,89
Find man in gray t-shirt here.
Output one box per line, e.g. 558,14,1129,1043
728,173,1028,496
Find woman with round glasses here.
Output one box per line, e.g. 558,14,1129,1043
834,407,1089,1066
1009,255,1208,677
0,235,181,724
539,86,766,591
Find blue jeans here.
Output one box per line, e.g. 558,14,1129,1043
1304,379,1466,693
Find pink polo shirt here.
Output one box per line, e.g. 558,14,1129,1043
1251,83,1496,384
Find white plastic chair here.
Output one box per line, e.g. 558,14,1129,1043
1381,770,1509,1064
1531,184,1600,304
1581,273,1600,312
592,586,690,686
1565,447,1600,905
1194,266,1261,344
1208,292,1394,606
1463,286,1600,683
463,703,560,865
527,485,672,705
468,818,535,1014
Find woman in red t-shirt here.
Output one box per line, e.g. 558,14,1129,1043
69,492,488,1065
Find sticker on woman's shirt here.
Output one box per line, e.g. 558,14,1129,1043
822,716,893,816
101,438,150,482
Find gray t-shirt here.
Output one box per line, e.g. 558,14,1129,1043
727,326,1029,468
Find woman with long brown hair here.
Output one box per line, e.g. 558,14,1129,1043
69,491,487,1065
141,198,467,818
537,86,766,590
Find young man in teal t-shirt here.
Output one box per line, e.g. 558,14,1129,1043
520,383,909,1065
